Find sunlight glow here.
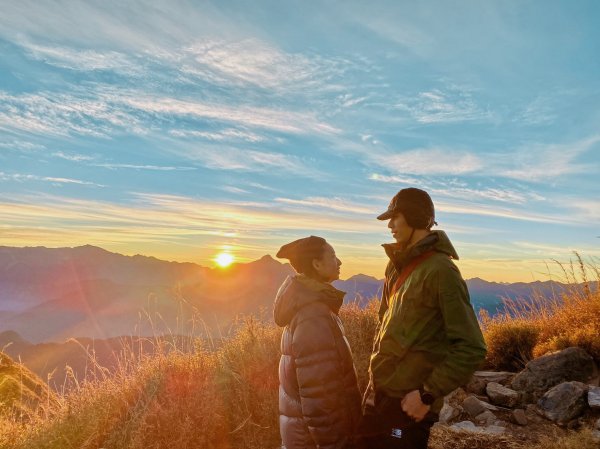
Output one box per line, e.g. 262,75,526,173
215,252,235,268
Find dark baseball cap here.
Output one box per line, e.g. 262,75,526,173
377,187,436,229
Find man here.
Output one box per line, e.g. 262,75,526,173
360,187,487,449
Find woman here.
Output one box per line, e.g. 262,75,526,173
274,236,362,449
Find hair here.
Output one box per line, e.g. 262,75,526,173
276,236,328,279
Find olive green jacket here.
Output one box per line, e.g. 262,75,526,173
368,230,486,413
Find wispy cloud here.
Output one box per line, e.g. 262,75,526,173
20,41,141,75
0,91,143,137
0,172,103,187
179,146,317,176
391,85,493,124
275,196,377,215
0,86,338,140
0,140,45,151
371,148,483,175
500,135,600,181
116,93,339,135
52,151,94,162
93,163,195,171
182,39,348,92
169,128,266,143
222,186,250,195
436,200,581,225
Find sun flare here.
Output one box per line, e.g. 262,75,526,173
215,252,235,268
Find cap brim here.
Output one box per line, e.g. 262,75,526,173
377,210,393,220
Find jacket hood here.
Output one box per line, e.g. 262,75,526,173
382,230,459,269
273,275,346,327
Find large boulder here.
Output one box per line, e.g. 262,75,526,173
511,347,597,401
536,381,588,424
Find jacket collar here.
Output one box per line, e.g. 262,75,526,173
382,230,459,272
273,274,346,327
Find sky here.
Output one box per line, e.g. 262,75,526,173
0,0,598,282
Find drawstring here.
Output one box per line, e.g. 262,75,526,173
403,228,416,251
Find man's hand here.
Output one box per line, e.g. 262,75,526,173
401,390,430,422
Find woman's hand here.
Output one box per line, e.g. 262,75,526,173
400,390,430,422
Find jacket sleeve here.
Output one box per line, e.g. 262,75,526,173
423,264,487,399
292,310,351,449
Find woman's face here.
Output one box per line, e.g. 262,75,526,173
312,243,342,283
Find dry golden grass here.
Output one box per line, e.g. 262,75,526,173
481,254,600,370
1,257,598,448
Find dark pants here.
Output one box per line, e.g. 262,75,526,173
359,418,435,449
358,389,437,449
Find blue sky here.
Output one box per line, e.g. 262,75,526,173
0,0,598,281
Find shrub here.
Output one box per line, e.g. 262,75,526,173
480,313,540,371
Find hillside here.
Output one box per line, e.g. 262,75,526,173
0,352,56,419
1,245,587,342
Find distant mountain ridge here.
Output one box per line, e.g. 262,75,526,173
0,245,591,344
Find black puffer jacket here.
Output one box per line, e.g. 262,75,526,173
274,274,362,449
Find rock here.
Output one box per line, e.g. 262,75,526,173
486,382,519,407
466,371,515,395
450,420,478,432
474,410,496,425
511,347,597,401
588,385,600,410
511,409,528,426
595,417,600,430
537,381,588,424
462,396,488,417
474,371,515,385
439,403,460,424
484,425,507,435
449,420,505,435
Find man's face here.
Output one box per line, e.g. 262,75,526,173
388,212,412,244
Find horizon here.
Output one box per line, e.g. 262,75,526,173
1,242,589,285
1,1,599,282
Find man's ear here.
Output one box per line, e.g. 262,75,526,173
312,258,321,271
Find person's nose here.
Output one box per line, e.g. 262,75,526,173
337,258,342,267
388,219,393,229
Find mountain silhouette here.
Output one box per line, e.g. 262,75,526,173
0,245,588,344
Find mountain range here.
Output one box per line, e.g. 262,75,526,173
1,244,583,343
0,244,590,388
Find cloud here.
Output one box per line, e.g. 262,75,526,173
20,41,141,75
0,91,143,137
116,93,339,135
435,200,582,225
391,85,494,124
0,172,103,187
93,163,196,171
179,145,317,176
371,148,483,175
369,173,424,185
500,135,600,181
182,39,347,92
169,128,266,143
275,196,377,215
53,151,94,162
0,86,338,140
0,193,383,243
0,140,45,151
222,186,250,195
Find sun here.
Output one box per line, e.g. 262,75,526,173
215,252,235,268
